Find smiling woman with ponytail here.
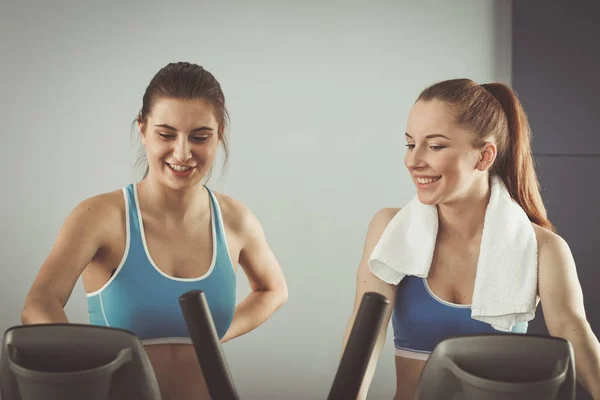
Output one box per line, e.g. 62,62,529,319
343,78,600,399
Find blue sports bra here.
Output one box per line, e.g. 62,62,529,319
86,184,236,344
392,276,528,359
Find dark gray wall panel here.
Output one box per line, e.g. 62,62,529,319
513,0,600,155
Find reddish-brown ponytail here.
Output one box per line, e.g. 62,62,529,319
418,79,554,232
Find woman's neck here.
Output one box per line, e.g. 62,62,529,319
437,176,491,241
137,176,209,221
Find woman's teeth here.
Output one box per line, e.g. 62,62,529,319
168,163,192,172
417,177,441,184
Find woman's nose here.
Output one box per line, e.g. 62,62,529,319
172,138,191,162
405,146,427,169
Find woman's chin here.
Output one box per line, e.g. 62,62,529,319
160,174,203,191
416,192,440,206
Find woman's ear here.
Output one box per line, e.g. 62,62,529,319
476,142,497,171
218,125,224,142
138,120,147,146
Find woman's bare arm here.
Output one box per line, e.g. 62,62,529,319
22,195,115,324
536,227,600,399
219,198,288,343
341,208,400,400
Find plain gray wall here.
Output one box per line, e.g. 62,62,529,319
513,1,600,399
0,1,512,398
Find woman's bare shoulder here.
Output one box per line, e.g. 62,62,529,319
531,223,575,273
531,223,569,252
80,188,124,211
67,188,126,229
368,207,401,233
210,190,254,234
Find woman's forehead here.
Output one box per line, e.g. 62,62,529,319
406,100,464,140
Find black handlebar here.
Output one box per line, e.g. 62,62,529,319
327,292,390,400
179,290,389,400
179,290,241,400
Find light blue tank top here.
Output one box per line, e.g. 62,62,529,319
392,276,528,358
86,184,236,344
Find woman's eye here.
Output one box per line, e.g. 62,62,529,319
158,132,175,139
405,143,445,151
191,136,208,143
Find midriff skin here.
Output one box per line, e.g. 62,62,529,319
144,345,211,400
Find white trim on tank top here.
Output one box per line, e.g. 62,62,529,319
208,187,234,270
86,184,236,297
86,188,131,297
134,183,217,282
422,279,471,309
99,292,110,326
395,347,430,361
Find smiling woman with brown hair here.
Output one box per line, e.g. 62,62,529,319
21,61,288,400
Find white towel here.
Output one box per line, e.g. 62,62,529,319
368,175,538,331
